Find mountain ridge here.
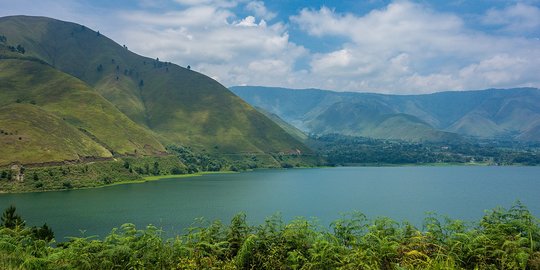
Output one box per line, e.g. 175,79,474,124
230,86,540,142
0,15,310,166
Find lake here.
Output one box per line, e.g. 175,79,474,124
1,166,539,241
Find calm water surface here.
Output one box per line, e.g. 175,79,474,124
1,166,539,241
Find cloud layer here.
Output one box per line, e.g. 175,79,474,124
292,2,540,93
0,0,539,93
117,3,305,86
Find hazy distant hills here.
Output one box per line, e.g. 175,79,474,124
0,16,308,165
230,86,540,142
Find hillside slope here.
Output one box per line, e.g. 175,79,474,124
0,103,111,165
0,16,309,155
255,108,309,142
231,86,540,142
0,56,169,165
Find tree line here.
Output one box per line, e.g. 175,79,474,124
310,134,540,166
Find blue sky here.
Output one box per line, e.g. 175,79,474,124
1,0,539,93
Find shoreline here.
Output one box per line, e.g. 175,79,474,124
1,162,536,194
0,171,237,194
95,171,238,188
336,161,492,167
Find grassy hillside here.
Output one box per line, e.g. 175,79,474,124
518,123,540,141
255,107,309,142
443,89,540,138
231,86,540,142
0,15,309,156
309,101,458,142
229,86,333,128
0,57,167,165
0,104,111,165
365,114,459,142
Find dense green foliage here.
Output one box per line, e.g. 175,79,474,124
1,206,53,244
0,147,319,192
311,134,540,166
0,158,149,192
1,203,539,269
0,154,205,192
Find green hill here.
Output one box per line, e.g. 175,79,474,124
255,107,309,142
0,16,309,167
304,100,458,142
0,103,111,165
231,86,540,142
0,16,308,157
0,57,166,165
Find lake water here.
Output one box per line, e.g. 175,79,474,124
1,166,539,241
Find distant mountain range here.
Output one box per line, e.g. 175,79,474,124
0,16,308,166
230,86,540,142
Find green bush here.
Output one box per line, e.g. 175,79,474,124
1,202,539,269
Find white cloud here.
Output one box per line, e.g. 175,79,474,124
1,0,539,93
245,1,276,20
173,0,240,8
459,54,536,87
235,15,266,27
482,3,540,34
312,49,350,68
290,1,540,93
116,3,306,88
120,6,234,27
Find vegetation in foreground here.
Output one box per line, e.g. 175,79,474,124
1,203,539,269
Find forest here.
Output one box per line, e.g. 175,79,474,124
309,134,540,166
1,203,539,270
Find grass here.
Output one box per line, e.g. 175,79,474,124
0,104,111,165
256,108,309,142
0,57,166,165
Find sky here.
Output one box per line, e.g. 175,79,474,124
1,0,539,94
